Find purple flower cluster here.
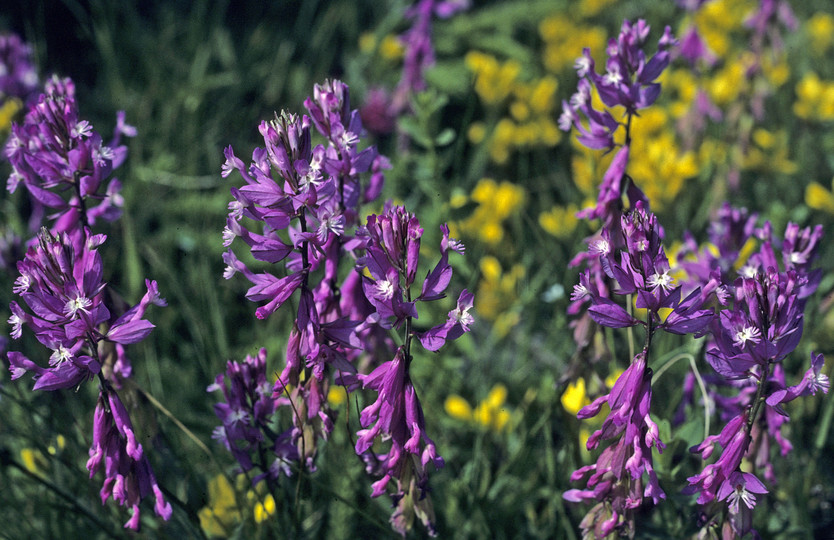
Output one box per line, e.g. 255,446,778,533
390,0,469,115
574,202,713,336
5,76,134,247
87,390,173,529
677,213,827,537
4,72,170,529
0,33,39,103
565,203,713,536
221,79,472,536
353,206,471,536
208,348,297,485
560,19,675,151
221,80,386,472
7,230,163,389
564,352,664,538
6,229,169,529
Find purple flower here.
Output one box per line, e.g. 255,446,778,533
717,471,768,537
0,33,39,102
86,391,172,530
391,0,469,114
5,76,134,245
208,348,298,478
564,351,665,534
418,289,474,351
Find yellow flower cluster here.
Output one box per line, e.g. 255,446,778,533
465,52,561,163
199,474,277,537
794,72,834,122
539,14,607,74
807,12,834,55
445,383,512,432
805,177,834,214
693,0,756,59
628,108,699,210
539,203,580,239
743,128,797,175
454,178,526,246
476,256,524,338
358,32,404,61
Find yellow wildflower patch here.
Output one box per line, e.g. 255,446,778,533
445,383,512,432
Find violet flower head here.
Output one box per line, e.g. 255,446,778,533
86,390,172,530
560,19,677,146
208,348,297,479
583,202,713,336
4,76,134,244
0,33,39,103
355,347,444,535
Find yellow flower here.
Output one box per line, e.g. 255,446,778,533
456,179,526,245
806,179,834,214
465,51,520,105
199,474,242,537
540,15,606,73
327,385,347,407
808,12,834,55
794,72,834,122
561,378,591,416
539,204,579,239
445,384,512,432
380,34,405,61
708,57,748,105
743,129,797,175
0,98,22,133
358,33,404,61
695,0,756,59
627,108,699,209
254,494,276,524
444,394,473,421
475,256,524,337
20,448,48,475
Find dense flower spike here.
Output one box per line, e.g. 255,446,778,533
5,75,134,247
222,80,472,537
560,20,675,229
564,351,665,537
7,229,159,389
353,205,468,536
222,80,384,473
208,348,297,482
676,215,827,537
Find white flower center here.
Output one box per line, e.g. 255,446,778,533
374,279,395,301
65,295,92,318
49,345,73,367
647,271,674,293
733,325,761,348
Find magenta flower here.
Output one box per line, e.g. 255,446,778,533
86,391,172,530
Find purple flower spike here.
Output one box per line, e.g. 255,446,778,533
87,391,172,530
